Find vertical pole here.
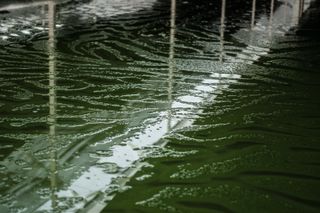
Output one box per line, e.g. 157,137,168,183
268,0,275,38
299,0,305,18
93,0,97,23
291,0,298,26
249,0,256,46
284,0,288,23
251,0,256,30
48,0,57,210
219,0,226,63
42,5,46,26
168,0,176,130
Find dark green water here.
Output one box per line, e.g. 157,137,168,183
104,35,320,212
0,0,319,212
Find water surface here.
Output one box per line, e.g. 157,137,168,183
0,0,319,212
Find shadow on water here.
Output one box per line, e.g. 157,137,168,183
0,0,319,212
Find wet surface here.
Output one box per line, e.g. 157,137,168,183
0,0,319,212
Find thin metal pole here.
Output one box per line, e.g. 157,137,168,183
284,0,288,23
48,1,57,210
299,0,305,17
219,0,226,63
251,0,256,30
268,0,275,38
168,0,176,130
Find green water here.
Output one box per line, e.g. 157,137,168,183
103,35,320,212
0,0,319,212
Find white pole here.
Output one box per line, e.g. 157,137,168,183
168,0,176,130
48,1,57,210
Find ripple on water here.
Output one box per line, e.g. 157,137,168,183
0,0,320,212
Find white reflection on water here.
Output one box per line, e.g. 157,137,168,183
0,0,157,43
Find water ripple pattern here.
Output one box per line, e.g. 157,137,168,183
103,23,320,213
0,0,319,212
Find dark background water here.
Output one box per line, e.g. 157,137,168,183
0,0,319,212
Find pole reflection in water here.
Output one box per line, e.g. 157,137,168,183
42,4,46,26
219,0,226,63
248,0,256,50
93,0,97,23
167,0,176,130
47,1,57,210
269,0,275,38
284,0,288,23
291,0,305,26
299,0,305,17
251,0,256,29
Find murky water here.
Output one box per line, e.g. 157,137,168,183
0,0,319,212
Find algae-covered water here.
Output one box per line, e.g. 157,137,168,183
0,0,319,212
